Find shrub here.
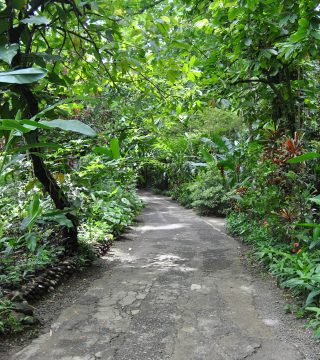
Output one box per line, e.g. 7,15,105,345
187,165,228,215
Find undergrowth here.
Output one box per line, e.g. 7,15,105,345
227,212,320,337
0,140,143,335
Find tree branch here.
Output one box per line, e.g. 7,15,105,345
72,13,119,91
231,78,269,85
133,0,167,15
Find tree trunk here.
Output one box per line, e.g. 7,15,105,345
6,3,78,254
20,87,78,255
268,69,296,137
284,68,297,137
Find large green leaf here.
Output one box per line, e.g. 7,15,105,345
0,118,54,135
295,223,320,228
309,227,320,250
305,290,320,306
110,138,120,159
0,68,47,84
93,146,112,156
21,193,42,231
39,119,96,136
43,212,74,228
21,119,51,130
201,148,215,163
309,196,320,206
29,192,40,217
0,119,30,133
287,152,320,164
0,44,19,65
311,31,320,40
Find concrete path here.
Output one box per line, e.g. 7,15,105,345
9,193,319,360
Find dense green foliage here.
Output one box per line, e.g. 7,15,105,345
0,0,319,337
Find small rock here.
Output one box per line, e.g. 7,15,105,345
13,302,34,316
10,291,24,302
21,316,40,326
12,311,25,321
191,284,201,291
47,270,55,277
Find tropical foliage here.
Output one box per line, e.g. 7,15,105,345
0,0,319,337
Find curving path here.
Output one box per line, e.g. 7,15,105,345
9,192,320,360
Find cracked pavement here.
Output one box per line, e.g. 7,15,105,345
9,192,320,360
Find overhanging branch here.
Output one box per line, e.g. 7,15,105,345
133,0,167,15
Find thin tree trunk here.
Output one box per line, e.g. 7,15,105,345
19,87,79,255
6,4,78,254
284,69,297,137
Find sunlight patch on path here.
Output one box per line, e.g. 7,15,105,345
142,254,197,272
136,223,189,233
263,318,280,327
107,248,136,263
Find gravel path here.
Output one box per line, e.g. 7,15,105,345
7,192,320,360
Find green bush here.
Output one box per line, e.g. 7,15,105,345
170,183,193,207
0,300,23,334
186,165,228,215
